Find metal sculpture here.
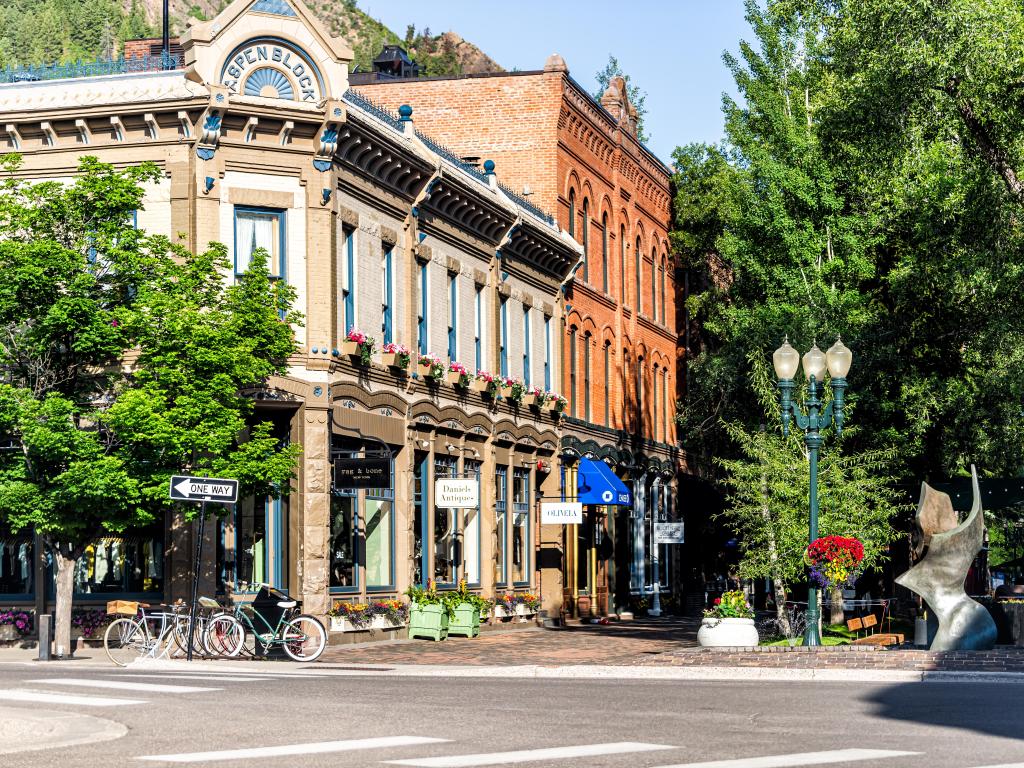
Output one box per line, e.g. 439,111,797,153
896,465,997,651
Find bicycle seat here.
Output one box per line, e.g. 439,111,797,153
198,597,219,609
277,600,297,608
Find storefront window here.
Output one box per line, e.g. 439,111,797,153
512,468,530,584
330,491,358,591
434,456,457,586
0,527,33,598
414,452,427,584
365,484,394,589
74,523,163,596
463,460,482,585
495,467,507,585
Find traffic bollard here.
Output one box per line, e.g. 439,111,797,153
37,614,52,661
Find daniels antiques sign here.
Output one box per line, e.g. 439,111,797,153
434,478,479,509
220,39,322,102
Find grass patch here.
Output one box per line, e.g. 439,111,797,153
760,635,851,647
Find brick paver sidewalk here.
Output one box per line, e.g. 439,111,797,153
319,617,700,667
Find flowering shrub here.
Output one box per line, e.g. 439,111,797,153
346,328,376,366
419,353,447,381
448,361,472,387
806,535,864,591
71,609,110,638
476,370,500,395
382,342,411,369
703,590,753,620
0,609,33,636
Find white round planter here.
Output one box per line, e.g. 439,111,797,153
697,617,758,647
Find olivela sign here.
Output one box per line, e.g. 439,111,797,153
435,478,480,509
541,502,583,525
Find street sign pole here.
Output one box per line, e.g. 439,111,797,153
186,499,206,662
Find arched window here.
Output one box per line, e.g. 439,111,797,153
603,341,611,427
651,247,658,321
636,356,644,430
663,369,669,441
653,364,660,441
581,198,590,283
601,213,609,293
635,236,642,313
568,189,576,239
623,352,631,429
619,224,627,303
659,256,667,325
569,327,577,418
583,332,592,421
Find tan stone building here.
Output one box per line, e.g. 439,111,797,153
0,0,581,632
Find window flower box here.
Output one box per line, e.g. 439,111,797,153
475,371,499,395
329,615,366,633
419,353,447,383
370,614,406,631
502,377,526,404
492,604,511,621
381,343,411,370
407,603,448,641
521,393,537,406
342,329,375,366
448,602,481,638
448,362,471,388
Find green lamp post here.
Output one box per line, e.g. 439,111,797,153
772,336,853,646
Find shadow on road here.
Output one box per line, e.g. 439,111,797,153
863,682,1024,742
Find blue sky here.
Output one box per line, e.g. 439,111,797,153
358,1,753,164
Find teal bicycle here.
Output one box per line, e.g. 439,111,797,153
211,584,326,662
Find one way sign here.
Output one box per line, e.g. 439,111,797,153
169,475,239,504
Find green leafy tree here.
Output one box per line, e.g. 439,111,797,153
716,354,903,631
594,54,649,143
0,156,300,656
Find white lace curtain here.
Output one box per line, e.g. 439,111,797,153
236,213,277,275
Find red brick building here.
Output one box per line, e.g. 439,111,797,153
355,54,682,618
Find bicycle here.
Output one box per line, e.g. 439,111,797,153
103,601,188,667
215,584,326,662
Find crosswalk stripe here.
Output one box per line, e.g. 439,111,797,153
137,735,449,763
649,748,921,768
108,673,267,682
0,689,144,707
965,764,1024,768
384,741,676,767
28,678,220,693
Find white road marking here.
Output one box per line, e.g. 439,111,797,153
137,736,449,763
384,741,676,767
28,677,220,693
650,748,921,768
965,764,1024,768
0,689,144,707
107,673,266,682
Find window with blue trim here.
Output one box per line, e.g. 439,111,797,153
71,523,164,598
499,298,508,377
512,469,530,584
417,262,428,355
341,225,355,335
235,207,285,279
381,245,393,345
543,316,552,391
365,479,394,589
522,304,531,386
495,466,508,585
474,286,483,372
463,459,482,586
330,487,358,591
433,456,458,586
447,272,457,360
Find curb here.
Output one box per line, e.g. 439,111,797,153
0,706,127,755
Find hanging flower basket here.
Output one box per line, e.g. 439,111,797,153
806,536,865,591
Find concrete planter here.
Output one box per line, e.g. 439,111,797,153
493,605,511,621
408,604,448,641
448,602,481,638
514,604,536,623
0,624,22,642
697,617,758,647
329,616,366,633
370,614,405,631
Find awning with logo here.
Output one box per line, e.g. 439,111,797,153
577,457,632,506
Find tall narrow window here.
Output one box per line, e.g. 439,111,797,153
463,460,482,585
341,225,355,334
651,247,658,320
235,207,285,279
603,343,611,426
635,237,642,314
495,466,507,585
569,329,577,417
499,298,508,377
512,469,530,584
381,245,393,345
637,357,644,431
601,213,609,292
330,487,358,591
583,333,591,421
447,273,457,360
433,456,458,586
623,353,631,429
581,198,589,283
474,286,483,372
543,316,552,391
365,474,394,589
522,305,531,386
568,189,576,239
663,370,669,442
653,365,659,441
620,225,627,303
417,262,428,355
660,257,667,325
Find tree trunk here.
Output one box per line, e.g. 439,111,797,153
53,547,77,658
829,586,845,626
772,575,791,637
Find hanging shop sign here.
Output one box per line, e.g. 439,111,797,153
540,502,584,525
334,456,391,489
655,522,686,544
435,478,479,509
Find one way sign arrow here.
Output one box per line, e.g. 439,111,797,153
169,475,239,503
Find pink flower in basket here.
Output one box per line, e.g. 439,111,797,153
476,370,495,383
383,342,409,355
449,361,469,376
346,328,368,345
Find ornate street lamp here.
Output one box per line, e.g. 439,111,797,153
772,336,852,646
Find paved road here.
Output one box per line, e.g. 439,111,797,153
0,661,1021,767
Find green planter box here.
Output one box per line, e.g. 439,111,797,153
408,603,449,641
448,602,481,638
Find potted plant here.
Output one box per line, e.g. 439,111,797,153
327,601,371,632
514,592,541,621
447,361,472,388
521,387,540,407
341,328,375,366
447,580,488,638
405,581,451,641
0,610,33,643
367,599,409,630
531,388,551,409
418,353,447,383
549,392,568,414
474,370,499,396
697,590,758,647
380,342,411,371
502,376,526,404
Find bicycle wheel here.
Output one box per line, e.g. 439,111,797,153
205,614,244,657
172,615,206,658
281,614,326,662
104,617,147,667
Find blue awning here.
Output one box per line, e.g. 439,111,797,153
577,457,632,506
